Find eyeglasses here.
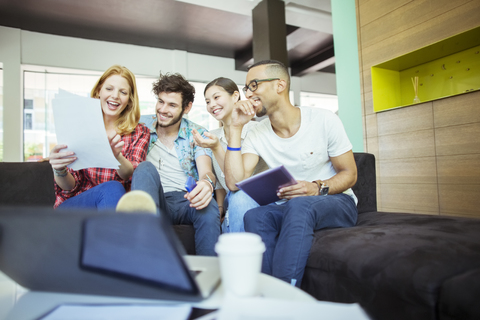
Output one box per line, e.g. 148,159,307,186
242,78,280,94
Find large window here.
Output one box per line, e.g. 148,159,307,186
300,92,338,114
22,66,224,161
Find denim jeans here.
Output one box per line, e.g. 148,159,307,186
244,193,358,287
57,181,126,210
132,162,220,256
222,190,259,233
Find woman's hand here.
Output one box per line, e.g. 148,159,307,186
193,129,220,150
108,132,125,159
49,144,76,170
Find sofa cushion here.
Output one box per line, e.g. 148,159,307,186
438,268,480,320
0,162,55,207
302,211,480,320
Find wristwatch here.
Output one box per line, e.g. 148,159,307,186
313,180,329,196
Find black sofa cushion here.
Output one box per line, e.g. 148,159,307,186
0,162,55,207
302,212,480,320
351,153,377,214
438,268,480,320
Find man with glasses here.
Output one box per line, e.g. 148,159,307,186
224,60,358,287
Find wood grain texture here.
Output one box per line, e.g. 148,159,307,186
358,0,412,28
433,90,480,128
361,1,480,67
377,102,433,136
435,123,480,156
438,184,480,218
378,129,436,160
379,157,438,184
365,114,378,138
437,154,480,185
361,0,472,50
379,182,439,214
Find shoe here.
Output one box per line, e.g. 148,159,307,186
116,190,157,214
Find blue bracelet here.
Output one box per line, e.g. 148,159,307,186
227,146,241,151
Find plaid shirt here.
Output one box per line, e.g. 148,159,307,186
54,123,150,208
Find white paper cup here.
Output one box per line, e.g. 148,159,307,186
215,232,266,297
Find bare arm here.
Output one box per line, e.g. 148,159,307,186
224,100,259,190
185,154,217,210
278,150,357,199
215,188,227,222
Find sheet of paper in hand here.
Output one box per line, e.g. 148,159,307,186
52,90,120,170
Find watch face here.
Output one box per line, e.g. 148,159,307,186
320,185,329,196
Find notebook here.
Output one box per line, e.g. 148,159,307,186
235,165,297,205
0,207,220,302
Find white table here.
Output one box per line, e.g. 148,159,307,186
0,269,315,320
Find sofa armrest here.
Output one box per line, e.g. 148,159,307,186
0,162,56,207
352,153,377,214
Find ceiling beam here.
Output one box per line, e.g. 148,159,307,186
291,45,335,76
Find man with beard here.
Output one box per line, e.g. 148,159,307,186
121,72,220,256
224,60,358,286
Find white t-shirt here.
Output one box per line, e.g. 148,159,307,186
146,140,188,193
210,121,268,191
242,106,357,204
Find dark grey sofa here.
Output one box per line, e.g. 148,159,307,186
1,154,479,320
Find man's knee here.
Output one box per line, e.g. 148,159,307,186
135,161,156,175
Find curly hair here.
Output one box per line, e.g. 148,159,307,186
152,73,195,110
90,65,140,135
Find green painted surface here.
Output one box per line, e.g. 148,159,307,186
372,26,480,112
331,0,364,152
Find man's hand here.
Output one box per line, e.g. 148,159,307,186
184,180,213,210
231,100,260,128
277,180,319,199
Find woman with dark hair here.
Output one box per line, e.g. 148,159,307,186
49,65,150,210
193,77,267,232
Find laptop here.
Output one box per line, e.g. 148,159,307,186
0,207,220,302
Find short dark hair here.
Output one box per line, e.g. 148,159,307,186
152,73,195,110
248,60,290,91
204,77,240,102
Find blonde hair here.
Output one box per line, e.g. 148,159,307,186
90,65,140,135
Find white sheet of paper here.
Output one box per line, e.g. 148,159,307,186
52,91,120,170
38,303,192,320
217,294,370,320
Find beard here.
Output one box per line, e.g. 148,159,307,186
156,110,184,128
255,105,267,117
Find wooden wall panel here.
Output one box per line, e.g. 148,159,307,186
378,129,435,160
361,1,480,67
439,184,480,218
377,102,433,136
358,0,412,28
379,183,439,214
435,123,480,156
437,154,480,185
361,0,471,50
434,91,480,128
358,0,480,217
379,157,438,184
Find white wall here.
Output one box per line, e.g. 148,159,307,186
1,26,336,161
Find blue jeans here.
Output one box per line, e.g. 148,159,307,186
132,162,220,256
244,193,357,287
222,190,259,233
58,181,126,210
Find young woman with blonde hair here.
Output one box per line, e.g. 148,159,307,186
49,65,150,209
